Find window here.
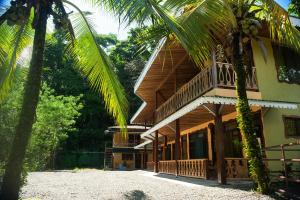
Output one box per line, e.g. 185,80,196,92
128,134,140,146
122,153,133,161
284,116,300,138
189,130,208,159
272,44,300,84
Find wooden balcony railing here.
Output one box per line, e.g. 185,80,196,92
158,159,208,179
113,142,140,148
147,161,154,171
177,159,208,179
155,62,258,123
159,160,177,174
225,158,250,180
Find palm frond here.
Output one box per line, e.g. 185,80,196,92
103,0,161,26
168,0,236,66
103,0,236,67
0,16,34,101
259,0,300,50
63,0,128,130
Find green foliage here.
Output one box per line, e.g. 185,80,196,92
0,69,26,180
0,69,82,174
107,28,155,117
288,0,300,17
65,2,128,131
26,84,82,171
42,32,114,154
41,29,154,157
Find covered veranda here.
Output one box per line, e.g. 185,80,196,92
134,96,298,184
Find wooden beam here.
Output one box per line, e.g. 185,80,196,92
152,142,155,163
166,124,176,133
175,119,181,176
157,90,167,102
144,136,154,141
214,104,226,184
154,131,159,173
175,119,181,161
187,133,190,159
158,131,167,136
207,124,214,162
143,146,147,169
202,104,216,117
163,136,167,160
155,54,188,92
171,143,173,160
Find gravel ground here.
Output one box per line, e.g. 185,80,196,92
21,170,274,200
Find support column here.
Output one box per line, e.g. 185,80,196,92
154,131,159,173
214,104,226,184
207,124,214,162
175,119,181,160
143,146,147,169
171,144,173,160
187,133,190,159
163,136,167,160
175,119,181,175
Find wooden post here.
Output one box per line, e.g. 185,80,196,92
143,146,147,169
207,124,214,162
175,119,181,175
154,131,159,173
187,133,190,159
175,119,181,160
164,136,167,160
212,50,218,87
280,144,289,189
171,143,173,160
214,104,226,184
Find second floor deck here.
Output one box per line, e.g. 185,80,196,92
155,61,258,123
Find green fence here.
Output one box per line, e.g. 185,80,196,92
55,151,104,169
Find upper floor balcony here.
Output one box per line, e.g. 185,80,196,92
113,141,141,148
155,61,258,123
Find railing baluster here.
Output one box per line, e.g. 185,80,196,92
154,62,258,124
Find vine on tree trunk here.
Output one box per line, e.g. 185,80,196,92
232,32,269,194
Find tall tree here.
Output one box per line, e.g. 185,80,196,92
105,0,300,193
289,0,300,17
0,1,127,198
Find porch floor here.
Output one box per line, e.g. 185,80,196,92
21,169,274,200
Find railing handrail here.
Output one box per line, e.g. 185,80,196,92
155,67,213,112
264,141,300,150
160,158,208,162
154,62,258,124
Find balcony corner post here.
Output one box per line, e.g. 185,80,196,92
154,131,159,173
214,104,226,184
212,50,218,88
175,119,181,176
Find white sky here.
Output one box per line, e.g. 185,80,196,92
67,0,290,40
67,0,134,40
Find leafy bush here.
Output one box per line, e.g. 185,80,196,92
0,69,82,182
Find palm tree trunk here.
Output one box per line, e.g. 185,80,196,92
231,32,269,194
0,7,48,200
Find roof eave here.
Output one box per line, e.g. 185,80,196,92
134,37,167,94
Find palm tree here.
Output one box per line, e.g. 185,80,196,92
104,0,300,193
0,1,127,199
289,0,300,17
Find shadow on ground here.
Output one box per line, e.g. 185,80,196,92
154,173,253,191
123,190,150,200
153,172,300,199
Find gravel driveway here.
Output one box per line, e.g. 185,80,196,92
21,169,274,200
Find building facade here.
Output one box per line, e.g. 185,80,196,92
104,126,151,170
131,19,300,183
